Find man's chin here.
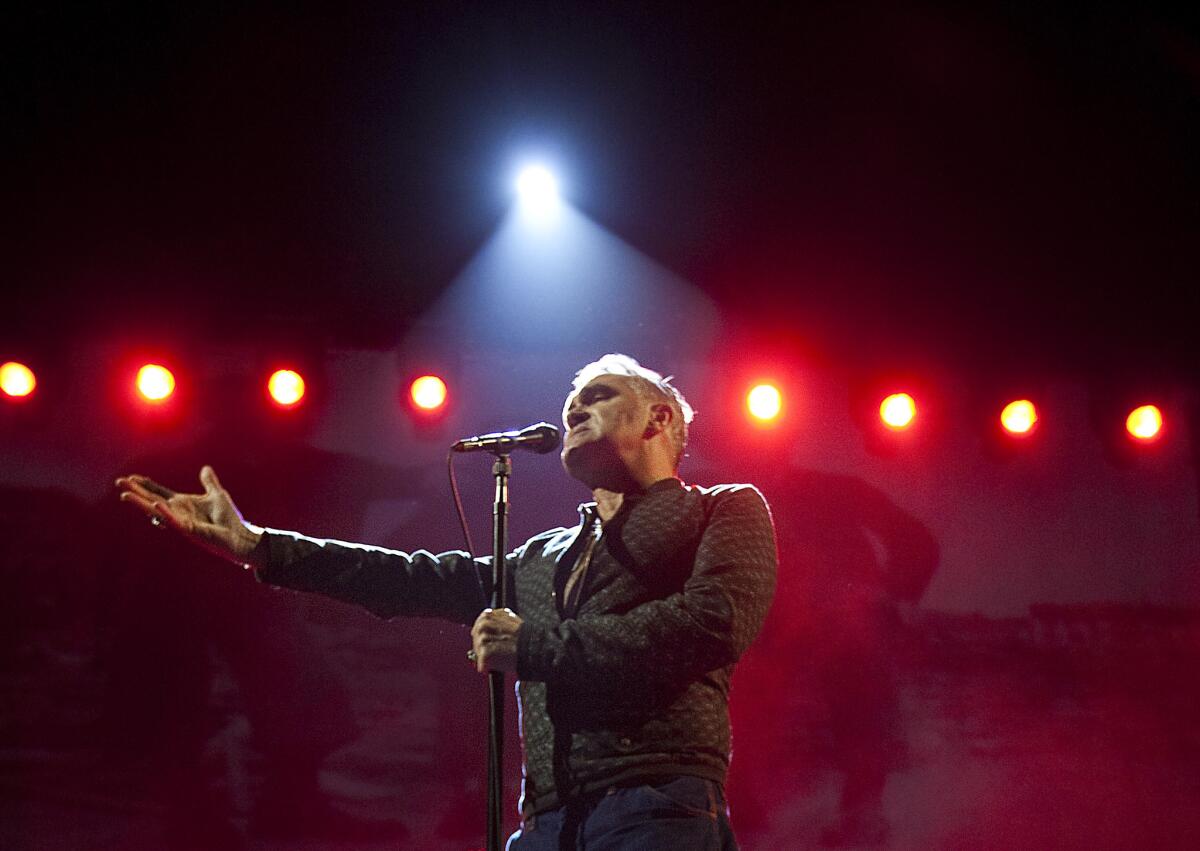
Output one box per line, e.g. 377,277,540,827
561,446,592,484
562,444,607,488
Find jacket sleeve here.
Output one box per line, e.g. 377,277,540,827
516,486,778,687
253,528,499,626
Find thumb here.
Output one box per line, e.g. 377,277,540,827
199,465,223,495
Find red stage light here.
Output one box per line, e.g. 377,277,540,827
746,383,783,423
1000,399,1038,436
0,361,36,399
1126,404,1163,442
136,364,175,403
880,393,916,430
267,369,306,408
410,375,448,411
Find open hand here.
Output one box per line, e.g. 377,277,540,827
115,465,262,565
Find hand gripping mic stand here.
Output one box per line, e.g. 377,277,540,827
486,451,511,851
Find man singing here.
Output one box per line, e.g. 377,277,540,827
116,353,777,849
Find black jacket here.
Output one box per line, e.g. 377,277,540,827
254,477,777,815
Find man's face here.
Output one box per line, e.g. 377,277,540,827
560,374,649,487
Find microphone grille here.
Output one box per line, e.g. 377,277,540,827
530,423,562,454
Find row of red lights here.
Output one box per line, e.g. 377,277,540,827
1,360,1166,443
0,361,450,413
744,382,1164,442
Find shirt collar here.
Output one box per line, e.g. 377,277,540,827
575,476,684,524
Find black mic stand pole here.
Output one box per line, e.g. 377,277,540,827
486,451,512,851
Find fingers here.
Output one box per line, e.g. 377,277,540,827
116,474,176,501
149,503,186,533
199,465,223,495
116,477,171,510
470,608,521,674
116,488,183,530
471,638,506,673
115,475,186,531
470,608,490,672
470,608,519,637
117,487,156,515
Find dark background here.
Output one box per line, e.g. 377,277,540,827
7,2,1199,371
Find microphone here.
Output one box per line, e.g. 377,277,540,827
452,422,562,454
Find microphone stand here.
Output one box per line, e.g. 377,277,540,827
486,452,511,851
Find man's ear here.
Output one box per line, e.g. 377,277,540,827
644,403,674,438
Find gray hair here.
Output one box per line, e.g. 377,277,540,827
567,353,695,468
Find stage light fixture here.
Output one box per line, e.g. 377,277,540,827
1126,404,1163,442
1000,399,1038,436
515,164,560,213
410,375,448,412
1,361,36,399
136,363,176,403
746,383,783,423
880,393,916,430
267,369,306,408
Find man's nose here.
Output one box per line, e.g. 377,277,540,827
566,410,588,428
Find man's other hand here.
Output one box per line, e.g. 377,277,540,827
471,607,523,674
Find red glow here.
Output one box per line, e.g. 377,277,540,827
0,361,36,399
267,369,306,408
880,393,916,430
410,375,448,411
746,383,783,423
136,364,175,403
1126,404,1163,442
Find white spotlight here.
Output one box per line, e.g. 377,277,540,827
515,164,560,214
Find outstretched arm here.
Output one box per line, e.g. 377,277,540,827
116,465,263,566
116,464,494,624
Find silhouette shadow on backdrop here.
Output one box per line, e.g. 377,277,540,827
728,467,938,848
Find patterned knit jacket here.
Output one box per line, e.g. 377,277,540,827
253,477,777,816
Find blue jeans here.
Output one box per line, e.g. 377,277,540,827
506,776,738,850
